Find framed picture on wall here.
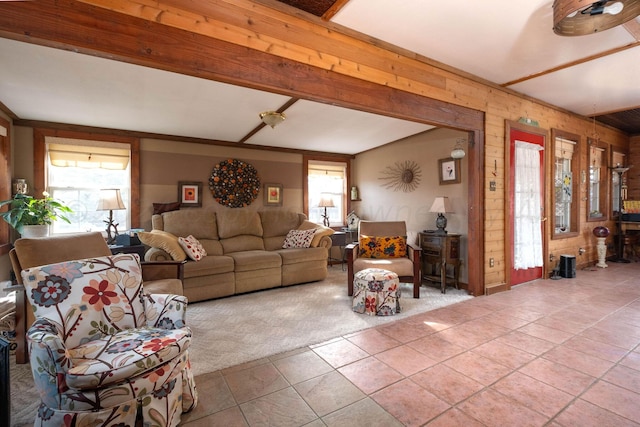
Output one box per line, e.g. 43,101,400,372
438,158,461,185
178,181,203,207
264,183,283,206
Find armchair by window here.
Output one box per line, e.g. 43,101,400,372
346,221,422,298
21,253,197,426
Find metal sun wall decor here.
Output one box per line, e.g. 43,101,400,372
209,158,261,208
379,160,422,192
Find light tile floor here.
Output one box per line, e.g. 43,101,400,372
181,262,640,426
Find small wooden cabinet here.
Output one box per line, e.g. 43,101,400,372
419,232,461,294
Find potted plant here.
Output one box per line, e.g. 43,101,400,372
0,191,72,237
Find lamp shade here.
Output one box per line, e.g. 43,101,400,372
97,189,125,211
429,196,453,214
318,196,335,208
553,0,640,36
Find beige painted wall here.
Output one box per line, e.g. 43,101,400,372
0,125,466,284
140,139,304,230
352,128,468,283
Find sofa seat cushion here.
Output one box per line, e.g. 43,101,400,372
183,255,234,279
277,247,328,265
228,250,281,272
65,326,191,390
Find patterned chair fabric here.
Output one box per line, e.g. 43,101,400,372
21,253,197,426
352,268,401,316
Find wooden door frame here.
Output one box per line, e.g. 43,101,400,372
505,120,550,289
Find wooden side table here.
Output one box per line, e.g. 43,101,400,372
329,231,347,270
109,244,146,259
419,232,461,293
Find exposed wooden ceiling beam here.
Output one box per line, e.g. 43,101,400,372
322,0,350,20
623,19,640,41
0,0,483,131
501,40,640,87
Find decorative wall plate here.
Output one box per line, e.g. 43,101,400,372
209,158,260,208
379,160,422,192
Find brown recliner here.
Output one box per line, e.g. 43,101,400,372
9,232,184,363
346,221,422,298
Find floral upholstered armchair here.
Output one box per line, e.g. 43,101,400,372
21,253,197,426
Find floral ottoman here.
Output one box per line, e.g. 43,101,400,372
352,268,401,316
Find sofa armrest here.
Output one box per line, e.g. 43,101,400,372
27,318,67,370
143,294,188,328
345,242,359,262
316,235,333,249
407,243,422,262
144,247,173,262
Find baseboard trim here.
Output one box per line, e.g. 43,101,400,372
485,283,509,295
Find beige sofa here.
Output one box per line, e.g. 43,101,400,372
143,209,333,302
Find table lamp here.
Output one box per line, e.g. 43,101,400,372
429,196,453,235
97,188,125,244
318,196,335,227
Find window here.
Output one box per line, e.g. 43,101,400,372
588,139,608,221
46,137,131,234
34,128,140,234
305,158,348,227
611,151,627,217
551,129,579,238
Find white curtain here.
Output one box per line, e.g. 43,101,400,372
514,141,544,269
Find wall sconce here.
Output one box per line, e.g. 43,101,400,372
97,188,126,245
553,0,640,36
259,111,286,128
451,138,466,159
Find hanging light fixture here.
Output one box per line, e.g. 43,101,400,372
259,111,286,128
553,0,640,36
451,138,466,159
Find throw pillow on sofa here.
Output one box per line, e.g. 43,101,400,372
138,230,187,261
297,220,334,247
282,229,317,248
178,235,207,261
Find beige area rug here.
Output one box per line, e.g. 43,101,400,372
9,267,472,425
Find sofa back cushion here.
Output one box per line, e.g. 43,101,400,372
161,210,219,240
153,210,223,256
260,211,305,251
217,210,264,253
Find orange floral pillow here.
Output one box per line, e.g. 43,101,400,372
359,236,377,258
375,236,407,258
358,235,407,258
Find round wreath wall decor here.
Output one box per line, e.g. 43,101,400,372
209,158,261,208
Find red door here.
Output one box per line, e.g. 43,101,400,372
509,128,545,285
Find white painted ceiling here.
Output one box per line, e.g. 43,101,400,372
0,0,638,155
